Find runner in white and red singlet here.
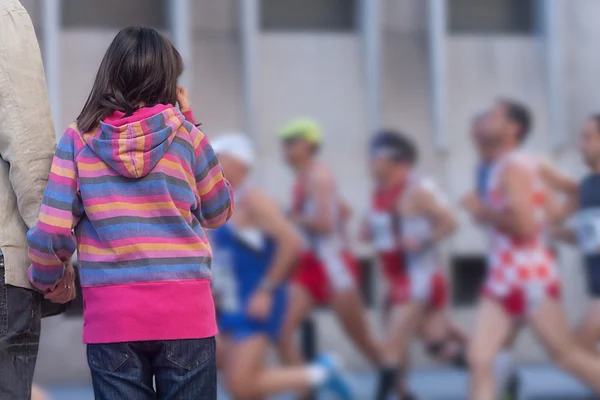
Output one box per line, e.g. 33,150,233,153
365,130,466,400
462,99,600,400
276,118,381,371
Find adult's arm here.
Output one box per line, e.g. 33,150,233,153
0,3,56,228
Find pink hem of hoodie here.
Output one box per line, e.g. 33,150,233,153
82,280,217,344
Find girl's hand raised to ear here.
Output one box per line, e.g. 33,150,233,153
177,87,190,112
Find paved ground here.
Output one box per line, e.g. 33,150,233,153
45,365,595,400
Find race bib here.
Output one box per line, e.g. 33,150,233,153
232,227,266,251
575,208,600,255
370,211,396,251
211,249,239,312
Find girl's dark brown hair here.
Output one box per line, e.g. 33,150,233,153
77,26,183,132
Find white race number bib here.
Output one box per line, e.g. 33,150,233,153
211,249,239,312
370,211,396,251
575,208,600,255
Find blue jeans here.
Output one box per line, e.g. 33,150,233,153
87,337,217,400
0,259,42,400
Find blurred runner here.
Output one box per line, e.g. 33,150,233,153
364,130,466,400
210,134,352,400
276,118,381,370
462,99,600,400
472,113,495,200
551,114,600,353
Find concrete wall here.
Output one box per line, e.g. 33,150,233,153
564,0,600,141
16,0,600,379
256,33,367,214
189,0,244,134
56,0,243,135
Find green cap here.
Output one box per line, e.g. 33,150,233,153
278,118,322,144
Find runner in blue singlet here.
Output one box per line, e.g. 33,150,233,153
467,112,515,399
210,133,352,400
211,214,288,342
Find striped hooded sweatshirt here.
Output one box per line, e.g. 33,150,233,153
27,104,233,343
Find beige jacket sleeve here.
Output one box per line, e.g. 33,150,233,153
0,0,56,229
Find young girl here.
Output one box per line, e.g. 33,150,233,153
27,26,233,400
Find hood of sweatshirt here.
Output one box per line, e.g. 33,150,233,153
82,104,185,179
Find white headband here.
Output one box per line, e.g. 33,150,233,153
211,132,255,168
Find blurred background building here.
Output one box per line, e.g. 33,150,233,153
17,0,600,394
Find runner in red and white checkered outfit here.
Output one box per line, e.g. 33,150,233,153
463,99,600,400
482,152,561,315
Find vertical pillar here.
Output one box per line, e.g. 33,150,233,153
42,0,61,138
361,0,382,136
170,0,192,88
543,0,565,149
427,0,448,149
239,0,259,138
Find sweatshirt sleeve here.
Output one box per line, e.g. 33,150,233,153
191,128,234,229
182,109,197,125
27,128,84,290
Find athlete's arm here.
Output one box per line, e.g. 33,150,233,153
295,166,337,233
479,161,537,237
539,158,578,195
249,188,303,287
550,224,577,245
539,158,579,223
417,186,458,245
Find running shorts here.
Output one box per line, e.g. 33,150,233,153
386,269,448,310
482,272,561,318
293,250,359,304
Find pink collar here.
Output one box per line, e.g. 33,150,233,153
103,104,172,126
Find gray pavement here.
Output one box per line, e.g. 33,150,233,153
45,366,595,400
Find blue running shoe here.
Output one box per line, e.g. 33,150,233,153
315,354,353,400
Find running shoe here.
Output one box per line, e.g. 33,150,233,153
315,354,353,400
